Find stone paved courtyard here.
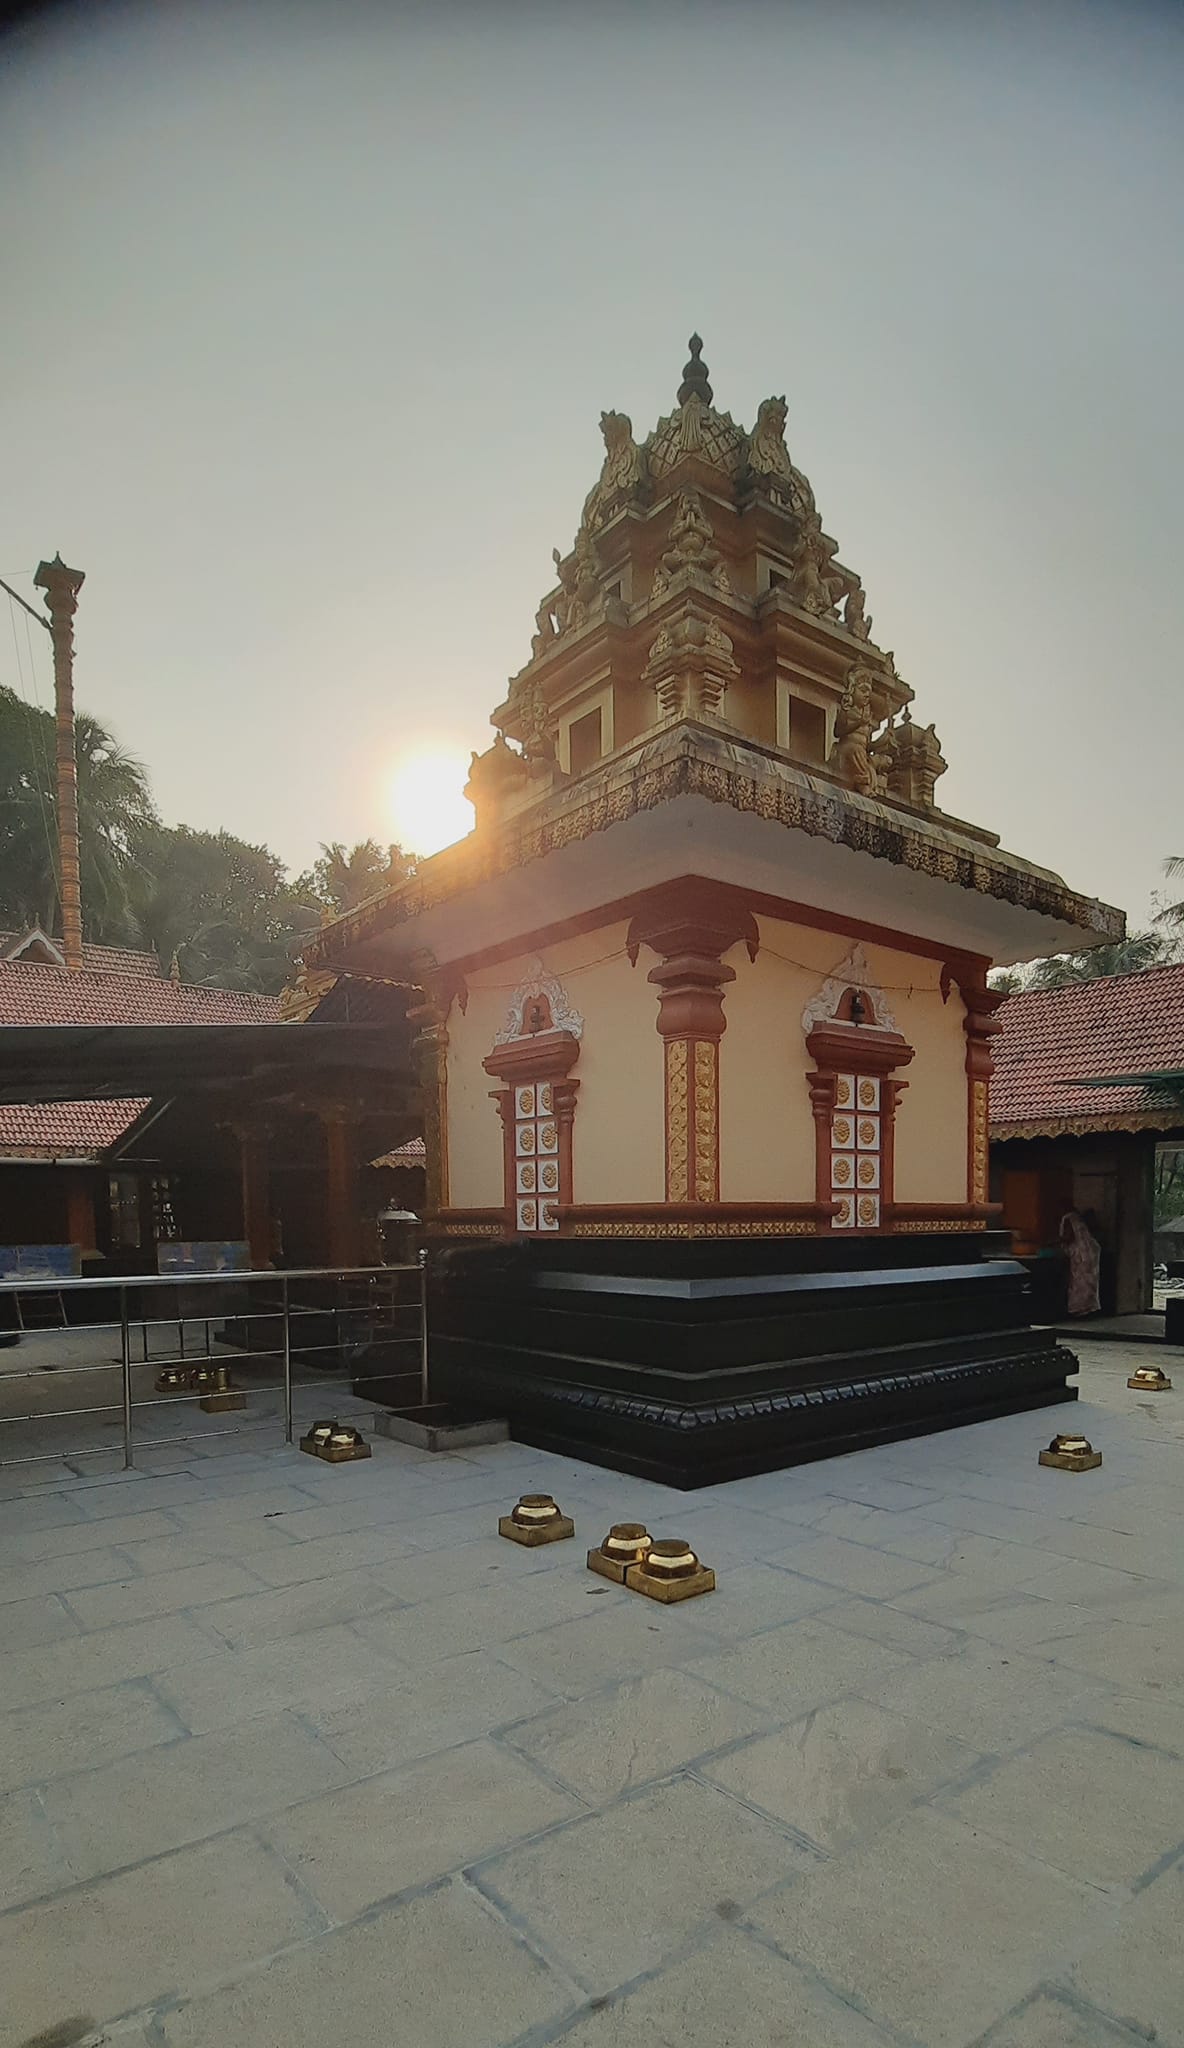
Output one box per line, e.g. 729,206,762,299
2,1337,1183,2048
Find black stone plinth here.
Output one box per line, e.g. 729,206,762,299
429,1232,1077,1489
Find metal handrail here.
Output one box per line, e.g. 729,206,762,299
0,1254,431,1470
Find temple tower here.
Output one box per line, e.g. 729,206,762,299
305,340,1121,1483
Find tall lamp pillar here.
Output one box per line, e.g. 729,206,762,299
33,554,86,972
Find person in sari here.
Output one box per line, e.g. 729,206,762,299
1061,1209,1102,1317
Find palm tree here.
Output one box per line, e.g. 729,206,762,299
1157,856,1184,930
0,686,155,941
294,839,415,916
1027,934,1167,990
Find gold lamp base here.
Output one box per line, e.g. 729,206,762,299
199,1366,246,1413
499,1494,574,1545
154,1366,194,1395
1128,1366,1173,1392
300,1420,372,1463
1039,1432,1102,1473
625,1539,715,1603
588,1523,652,1583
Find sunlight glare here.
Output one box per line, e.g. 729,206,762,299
389,748,474,858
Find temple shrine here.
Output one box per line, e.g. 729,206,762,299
302,338,1123,1485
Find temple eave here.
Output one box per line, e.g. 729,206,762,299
306,726,1121,981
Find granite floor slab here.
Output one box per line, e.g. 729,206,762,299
1,1335,1181,2047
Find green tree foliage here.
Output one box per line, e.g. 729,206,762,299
1156,856,1184,932
0,685,331,992
1026,935,1168,989
1154,1146,1184,1232
0,684,156,940
294,838,415,916
132,824,321,993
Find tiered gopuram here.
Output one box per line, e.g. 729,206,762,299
302,338,1122,1484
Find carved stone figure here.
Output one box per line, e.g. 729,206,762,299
747,397,792,479
747,395,816,519
829,666,884,796
530,595,558,657
565,529,602,632
504,672,556,764
651,489,731,597
789,517,838,616
843,581,872,641
582,411,644,531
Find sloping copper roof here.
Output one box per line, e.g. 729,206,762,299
991,963,1184,1139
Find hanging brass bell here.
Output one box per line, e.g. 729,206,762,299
588,1523,652,1583
1039,1432,1102,1472
625,1537,715,1602
498,1493,574,1545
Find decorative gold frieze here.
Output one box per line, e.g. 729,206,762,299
665,1037,690,1200
893,1219,987,1233
971,1078,989,1205
570,1218,817,1238
692,1040,718,1203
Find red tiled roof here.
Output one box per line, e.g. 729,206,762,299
372,1136,425,1168
0,932,161,978
0,1098,147,1160
0,960,279,1028
0,954,280,1158
991,963,1184,1138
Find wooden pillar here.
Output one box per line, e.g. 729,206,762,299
408,958,464,1221
65,1170,96,1254
1116,1133,1154,1315
321,1109,361,1269
627,882,758,1205
236,1125,272,1270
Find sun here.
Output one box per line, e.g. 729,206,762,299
389,747,474,858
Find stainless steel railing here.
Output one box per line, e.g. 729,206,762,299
0,1253,429,1470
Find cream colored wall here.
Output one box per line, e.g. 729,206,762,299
718,916,968,1206
444,921,666,1209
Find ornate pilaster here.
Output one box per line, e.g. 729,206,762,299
628,882,757,1206
956,967,1005,1207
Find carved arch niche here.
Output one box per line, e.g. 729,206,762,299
802,946,914,1231
482,961,583,1234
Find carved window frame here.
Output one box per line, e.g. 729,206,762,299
804,981,914,1234
483,974,582,1236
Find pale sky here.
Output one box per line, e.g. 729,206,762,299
2,0,1181,927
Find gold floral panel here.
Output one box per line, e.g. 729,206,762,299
514,1080,560,1232
831,1074,881,1229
